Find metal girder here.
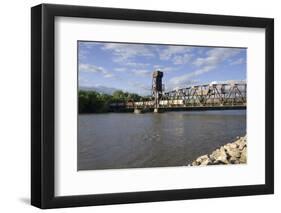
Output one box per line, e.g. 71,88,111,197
163,83,246,107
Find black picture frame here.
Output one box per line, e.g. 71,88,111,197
31,3,274,209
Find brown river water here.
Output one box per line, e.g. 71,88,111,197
78,110,246,170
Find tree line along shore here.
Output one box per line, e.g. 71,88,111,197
79,90,148,113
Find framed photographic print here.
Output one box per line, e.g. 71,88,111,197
31,3,274,209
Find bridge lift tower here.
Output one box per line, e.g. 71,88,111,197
152,70,164,113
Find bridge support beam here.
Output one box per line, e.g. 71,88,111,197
154,108,164,113
134,108,143,114
152,71,164,113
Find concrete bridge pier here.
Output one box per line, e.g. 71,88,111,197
154,108,164,113
134,108,143,114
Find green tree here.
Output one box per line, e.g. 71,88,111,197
112,90,125,102
78,90,145,113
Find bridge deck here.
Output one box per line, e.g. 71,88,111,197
128,105,246,111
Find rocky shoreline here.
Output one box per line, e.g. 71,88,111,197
188,136,247,166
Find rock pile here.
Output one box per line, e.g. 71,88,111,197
189,136,247,166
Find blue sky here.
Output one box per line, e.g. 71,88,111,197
78,41,246,95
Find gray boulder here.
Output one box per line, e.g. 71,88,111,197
240,147,247,163
198,155,211,166
188,135,247,166
224,144,241,158
235,136,247,150
210,147,228,164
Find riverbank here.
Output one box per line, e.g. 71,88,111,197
188,135,247,166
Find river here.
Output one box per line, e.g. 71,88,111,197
78,110,246,170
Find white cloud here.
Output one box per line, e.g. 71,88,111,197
153,65,178,73
210,79,246,85
101,43,153,69
230,58,245,65
122,61,150,68
79,43,245,94
128,81,151,95
169,65,214,87
114,67,127,72
79,42,103,61
79,64,106,74
159,46,193,60
104,73,114,78
79,42,101,49
166,78,199,91
102,43,155,61
79,63,114,78
193,48,242,67
167,48,243,88
172,53,193,64
131,69,151,77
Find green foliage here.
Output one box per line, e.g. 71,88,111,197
78,90,142,113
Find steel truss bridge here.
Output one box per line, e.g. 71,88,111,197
128,83,247,110
163,83,246,106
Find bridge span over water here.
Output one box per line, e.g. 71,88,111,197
111,71,247,112
130,83,246,111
